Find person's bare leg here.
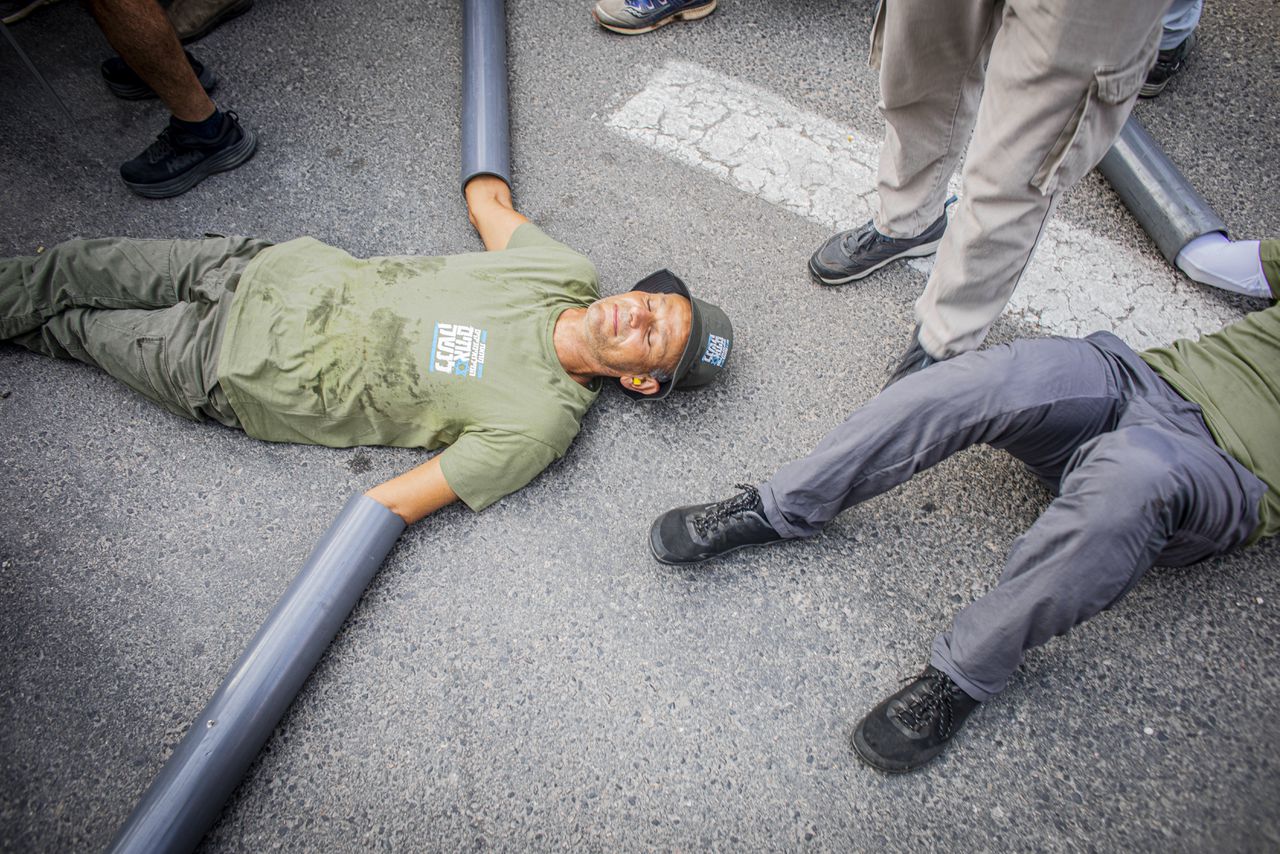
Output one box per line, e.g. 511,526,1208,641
87,0,213,121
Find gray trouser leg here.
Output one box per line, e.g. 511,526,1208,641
932,397,1264,701
759,334,1146,539
1,236,270,425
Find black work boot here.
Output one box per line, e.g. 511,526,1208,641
883,325,946,390
852,665,980,773
120,110,257,199
649,483,782,565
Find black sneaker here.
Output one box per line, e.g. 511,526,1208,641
883,325,945,390
649,483,782,565
1140,33,1194,99
809,206,950,286
120,111,257,199
100,50,217,100
852,665,980,773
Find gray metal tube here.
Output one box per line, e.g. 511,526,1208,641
1096,116,1227,265
108,495,405,854
460,0,510,191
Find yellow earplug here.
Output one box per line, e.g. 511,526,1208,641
632,378,643,386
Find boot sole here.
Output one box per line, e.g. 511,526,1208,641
808,238,942,286
177,0,254,43
594,0,716,35
648,521,777,566
123,125,257,199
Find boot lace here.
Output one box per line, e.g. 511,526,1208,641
692,484,760,538
893,670,957,738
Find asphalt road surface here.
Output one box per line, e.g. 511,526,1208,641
1,0,1278,850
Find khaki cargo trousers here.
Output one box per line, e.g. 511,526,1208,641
0,236,271,425
870,0,1171,357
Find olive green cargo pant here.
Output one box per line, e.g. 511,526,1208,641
0,236,271,425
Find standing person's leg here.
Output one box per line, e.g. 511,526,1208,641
1142,0,1201,97
87,0,257,197
912,0,1170,362
650,334,1142,563
808,0,999,285
88,0,212,120
852,401,1265,773
1158,0,1201,50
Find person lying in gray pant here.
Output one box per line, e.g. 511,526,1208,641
650,239,1280,773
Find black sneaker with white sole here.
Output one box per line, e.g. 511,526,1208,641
1140,33,1194,99
100,50,217,100
809,208,950,285
852,665,980,773
649,483,783,565
120,110,257,199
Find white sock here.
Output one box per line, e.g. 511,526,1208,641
1175,233,1271,299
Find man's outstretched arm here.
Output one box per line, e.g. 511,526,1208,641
465,175,529,251
365,454,459,525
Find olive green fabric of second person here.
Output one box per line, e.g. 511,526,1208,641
218,224,601,511
1140,240,1280,544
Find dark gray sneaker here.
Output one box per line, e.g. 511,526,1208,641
883,325,946,390
809,208,950,285
120,110,257,199
593,0,717,34
852,665,980,773
650,484,782,565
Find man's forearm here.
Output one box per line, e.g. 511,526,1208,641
365,455,459,525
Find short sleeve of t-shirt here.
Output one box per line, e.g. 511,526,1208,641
438,429,564,511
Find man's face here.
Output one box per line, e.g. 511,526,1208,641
582,290,692,379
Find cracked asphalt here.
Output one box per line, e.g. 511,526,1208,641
1,0,1277,850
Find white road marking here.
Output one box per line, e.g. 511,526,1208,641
607,61,1239,348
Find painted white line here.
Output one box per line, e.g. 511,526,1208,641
607,61,1239,349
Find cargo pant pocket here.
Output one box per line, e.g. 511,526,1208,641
868,0,886,70
136,337,199,421
1030,52,1154,196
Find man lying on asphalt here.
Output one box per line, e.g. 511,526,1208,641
650,240,1279,773
0,175,734,525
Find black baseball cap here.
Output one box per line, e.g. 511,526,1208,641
623,269,734,402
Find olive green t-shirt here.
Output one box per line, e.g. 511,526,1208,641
1140,243,1280,543
217,224,601,511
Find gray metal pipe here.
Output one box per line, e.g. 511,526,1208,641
1096,116,1227,265
108,495,405,854
460,0,511,191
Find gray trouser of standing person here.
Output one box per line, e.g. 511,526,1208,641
0,236,271,426
1161,0,1203,49
871,0,1171,358
757,334,1265,702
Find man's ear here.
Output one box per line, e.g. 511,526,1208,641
619,375,661,396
